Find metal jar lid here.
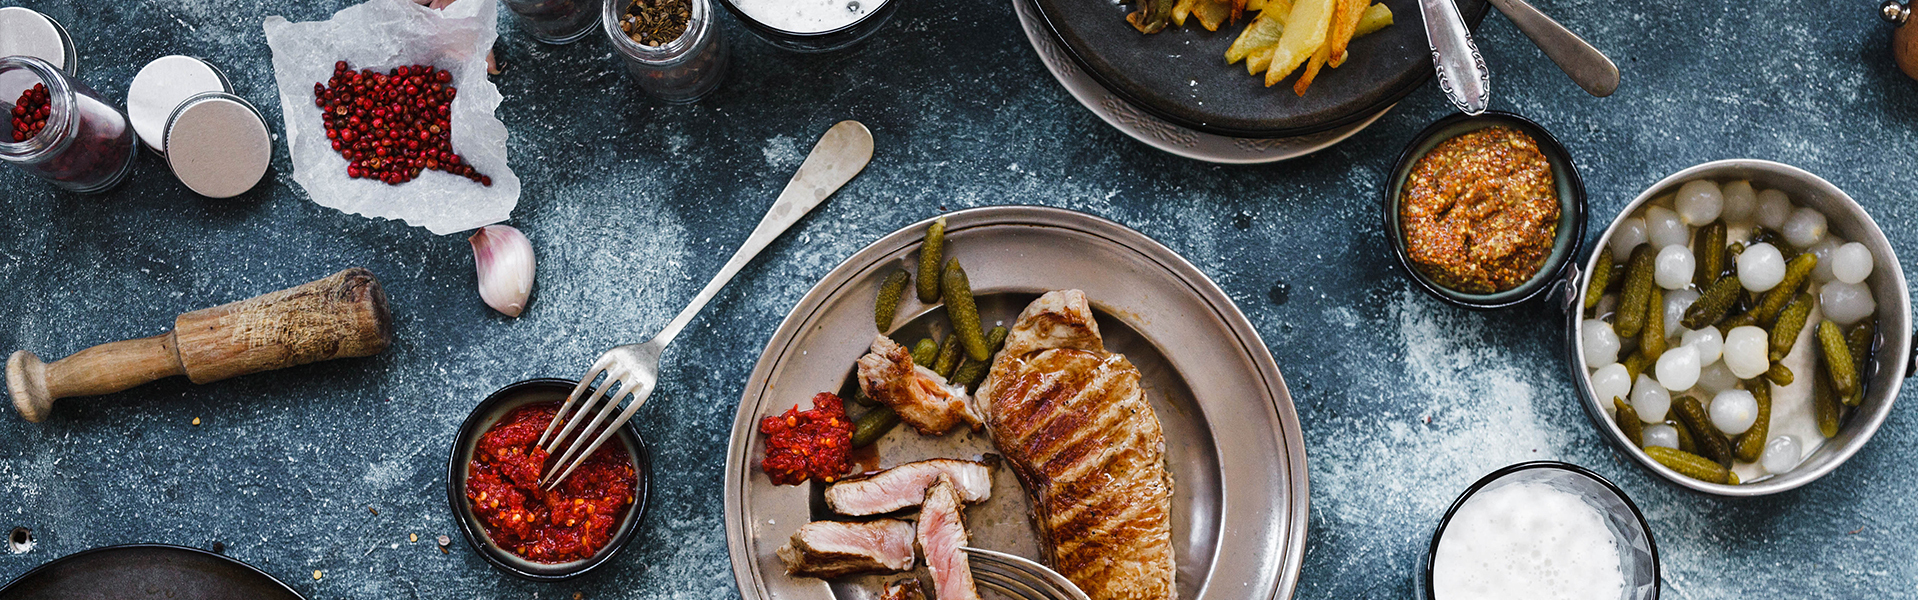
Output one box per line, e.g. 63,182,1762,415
0,8,75,75
129,55,233,154
163,92,271,199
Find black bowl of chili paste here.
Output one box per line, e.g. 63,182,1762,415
1382,111,1587,310
446,378,652,581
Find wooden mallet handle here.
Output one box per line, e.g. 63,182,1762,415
6,268,394,422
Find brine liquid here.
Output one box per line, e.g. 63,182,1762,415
1432,482,1626,600
730,0,882,33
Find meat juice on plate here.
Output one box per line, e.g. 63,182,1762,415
730,0,880,32
1432,482,1625,600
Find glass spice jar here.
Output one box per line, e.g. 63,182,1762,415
504,0,601,44
0,56,138,194
603,0,728,103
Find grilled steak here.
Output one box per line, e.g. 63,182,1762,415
825,458,995,516
917,474,982,600
775,519,916,578
857,335,980,435
882,579,927,600
977,290,1176,600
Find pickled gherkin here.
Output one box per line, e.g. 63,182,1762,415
1813,369,1842,438
1614,398,1644,447
1715,312,1758,334
1674,395,1734,467
932,335,961,378
1667,418,1698,454
1622,351,1650,381
1752,253,1817,325
1818,320,1859,401
851,406,900,448
1764,363,1794,386
917,217,946,303
1586,247,1614,311
874,269,911,332
1734,381,1772,462
1683,275,1743,329
1640,287,1666,360
949,326,1009,388
1694,222,1726,288
1645,446,1735,484
911,338,939,366
1616,245,1658,338
941,259,989,362
1768,293,1813,361
1608,261,1627,293
1848,321,1875,395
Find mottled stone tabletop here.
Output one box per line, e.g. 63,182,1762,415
0,0,1911,598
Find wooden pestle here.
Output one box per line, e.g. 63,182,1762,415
5,268,394,422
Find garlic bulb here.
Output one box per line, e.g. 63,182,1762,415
470,225,535,317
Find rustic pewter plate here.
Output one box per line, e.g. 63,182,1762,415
1027,0,1488,138
0,544,303,600
724,206,1308,600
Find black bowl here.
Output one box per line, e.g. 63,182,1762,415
1383,111,1586,309
1417,462,1660,600
719,0,898,52
446,378,652,581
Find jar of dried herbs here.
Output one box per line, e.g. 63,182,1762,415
600,0,727,102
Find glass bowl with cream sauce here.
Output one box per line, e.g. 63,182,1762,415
720,0,896,52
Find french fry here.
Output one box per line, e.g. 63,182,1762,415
1327,0,1366,64
1226,12,1286,64
1194,0,1232,31
1330,2,1391,67
1262,0,1335,87
1171,0,1199,27
1246,0,1266,12
1248,48,1274,75
1293,43,1330,96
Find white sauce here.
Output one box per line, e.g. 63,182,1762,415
1433,482,1626,600
730,0,882,33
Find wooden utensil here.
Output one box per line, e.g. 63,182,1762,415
1885,0,1918,80
5,268,394,422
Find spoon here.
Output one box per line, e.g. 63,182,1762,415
1489,0,1620,96
1418,0,1490,114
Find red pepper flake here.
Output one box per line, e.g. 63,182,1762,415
465,402,637,564
759,393,855,486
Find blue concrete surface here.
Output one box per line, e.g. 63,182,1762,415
0,0,1912,598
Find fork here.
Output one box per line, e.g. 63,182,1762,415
535,120,876,488
964,547,1091,600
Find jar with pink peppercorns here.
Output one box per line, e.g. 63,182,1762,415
0,56,138,193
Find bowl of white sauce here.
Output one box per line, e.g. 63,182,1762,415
720,0,895,52
1419,462,1659,600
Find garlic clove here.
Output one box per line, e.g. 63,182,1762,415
470,224,535,317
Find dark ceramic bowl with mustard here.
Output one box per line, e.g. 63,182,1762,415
1383,111,1587,309
447,378,652,581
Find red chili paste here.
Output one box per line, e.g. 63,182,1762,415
466,402,636,563
759,392,854,486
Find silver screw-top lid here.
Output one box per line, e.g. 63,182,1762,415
164,92,272,199
0,8,71,74
130,56,232,154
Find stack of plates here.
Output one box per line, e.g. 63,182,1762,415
1012,0,1487,163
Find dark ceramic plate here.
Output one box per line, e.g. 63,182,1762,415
0,544,303,600
446,378,652,581
1028,0,1488,138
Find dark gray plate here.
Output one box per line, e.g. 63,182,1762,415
0,544,303,600
1028,0,1488,138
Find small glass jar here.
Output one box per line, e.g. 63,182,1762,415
603,0,728,103
504,0,601,44
0,56,138,194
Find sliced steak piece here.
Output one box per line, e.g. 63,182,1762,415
824,458,994,516
979,290,1177,600
917,474,982,600
882,578,927,600
857,335,980,435
775,519,916,578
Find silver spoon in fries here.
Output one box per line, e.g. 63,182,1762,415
536,120,875,488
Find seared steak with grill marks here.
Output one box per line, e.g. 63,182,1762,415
977,290,1176,600
775,519,916,578
824,458,995,516
917,474,982,600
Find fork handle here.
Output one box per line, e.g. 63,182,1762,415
651,121,875,349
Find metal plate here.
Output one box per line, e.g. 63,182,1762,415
1012,0,1386,164
0,544,304,600
725,206,1308,600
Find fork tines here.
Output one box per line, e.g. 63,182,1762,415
963,547,1090,600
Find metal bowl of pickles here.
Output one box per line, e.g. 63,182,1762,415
1569,159,1913,496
